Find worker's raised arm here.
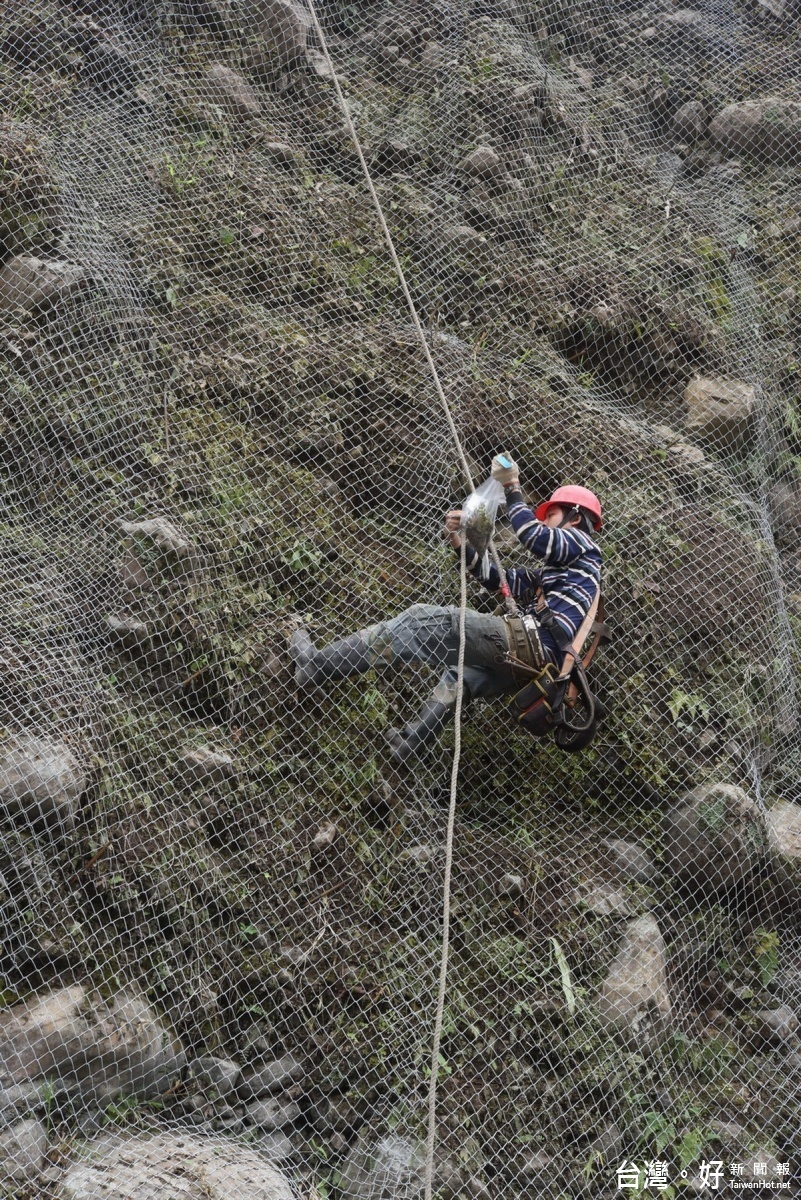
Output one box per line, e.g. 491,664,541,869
443,509,539,598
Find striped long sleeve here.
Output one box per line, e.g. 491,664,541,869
459,488,602,641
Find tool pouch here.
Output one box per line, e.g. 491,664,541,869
507,664,563,737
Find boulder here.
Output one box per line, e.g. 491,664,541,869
239,1054,305,1099
246,1097,301,1131
0,734,85,831
574,880,633,917
339,1133,484,1200
262,141,298,166
106,615,150,652
441,223,486,250
120,517,191,556
709,98,801,165
372,140,422,172
187,1056,241,1099
766,800,801,894
602,838,655,883
338,1134,427,1199
683,376,756,452
0,255,86,316
768,482,801,550
752,1004,799,1046
460,145,505,179
673,100,708,143
662,782,766,890
0,986,184,1106
596,916,671,1047
249,0,312,65
178,747,237,785
206,64,262,120
0,1117,47,1186
57,1131,295,1200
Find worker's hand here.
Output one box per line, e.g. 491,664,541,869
490,454,520,486
443,510,463,549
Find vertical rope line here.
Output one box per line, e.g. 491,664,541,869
304,0,474,492
302,9,512,1188
424,534,468,1200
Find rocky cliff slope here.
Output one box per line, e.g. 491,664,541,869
1,0,801,1196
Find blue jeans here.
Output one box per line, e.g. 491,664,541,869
360,603,555,706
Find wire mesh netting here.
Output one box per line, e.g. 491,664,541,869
1,0,801,1196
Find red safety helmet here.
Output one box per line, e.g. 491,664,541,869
535,485,603,531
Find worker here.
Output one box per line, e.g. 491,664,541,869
290,456,603,763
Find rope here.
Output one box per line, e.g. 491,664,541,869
423,534,468,1200
302,9,512,1193
304,1,474,493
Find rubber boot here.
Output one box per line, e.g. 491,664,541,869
290,629,371,688
385,697,454,765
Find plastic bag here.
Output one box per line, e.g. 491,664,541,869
460,476,506,557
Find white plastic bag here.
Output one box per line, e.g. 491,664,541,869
460,476,506,558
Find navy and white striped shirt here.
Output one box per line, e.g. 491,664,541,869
462,488,602,645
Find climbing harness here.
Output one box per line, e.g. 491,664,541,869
504,593,610,752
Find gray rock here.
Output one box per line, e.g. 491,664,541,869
399,843,443,866
339,1133,483,1200
207,64,262,119
0,255,86,316
603,838,655,883
766,801,801,895
311,820,339,851
662,782,766,890
338,1133,427,1199
106,615,150,652
683,377,756,452
753,1005,799,1046
255,1130,296,1162
239,1055,305,1098
497,873,524,900
460,145,505,180
57,1131,295,1200
188,1056,241,1099
373,140,422,172
120,517,191,557
769,482,801,550
311,1092,364,1133
0,985,184,1107
179,747,237,785
246,1097,300,1131
249,0,312,65
575,881,633,917
0,1117,47,1185
673,100,708,143
596,915,671,1047
0,734,85,832
442,224,486,250
263,141,298,165
709,98,801,165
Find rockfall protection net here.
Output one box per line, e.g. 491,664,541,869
1,0,801,1197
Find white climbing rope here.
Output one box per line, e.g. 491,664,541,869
301,7,479,1196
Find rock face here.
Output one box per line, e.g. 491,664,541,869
338,1134,428,1200
57,1131,295,1200
206,64,263,119
709,98,801,164
596,916,671,1047
683,377,756,451
662,783,766,890
766,800,801,894
0,255,86,315
0,734,85,831
249,0,312,65
0,1117,47,1186
0,986,184,1106
179,746,237,784
673,100,708,142
239,1054,305,1098
120,517,191,556
461,145,505,179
